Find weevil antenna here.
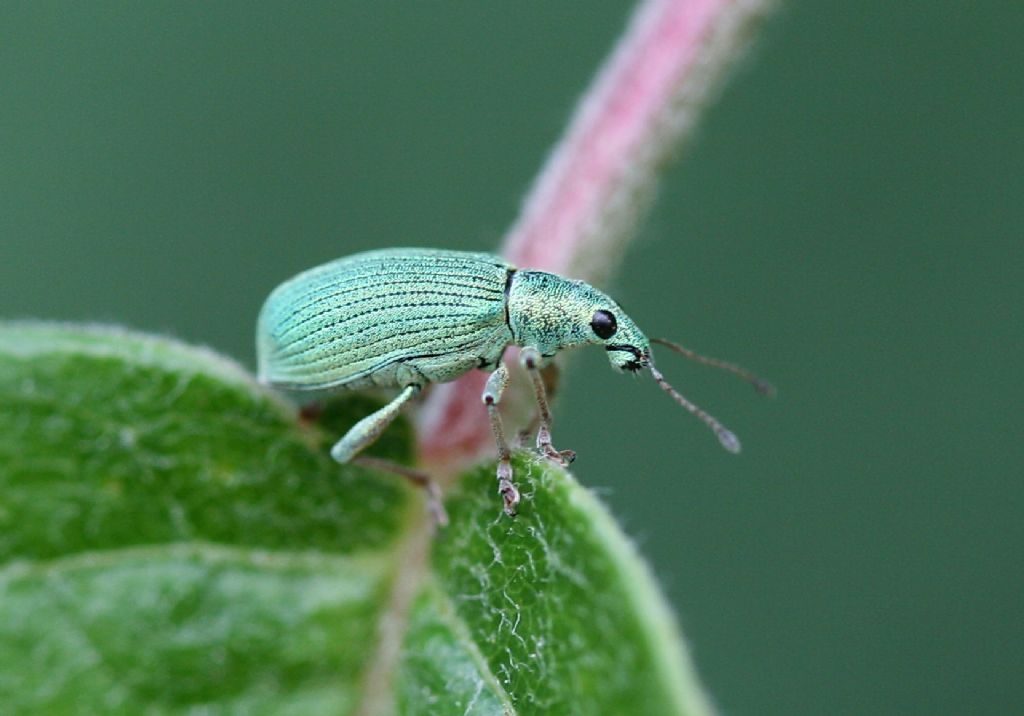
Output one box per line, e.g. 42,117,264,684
652,338,776,396
648,361,742,454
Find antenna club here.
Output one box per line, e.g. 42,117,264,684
717,429,741,454
753,379,777,397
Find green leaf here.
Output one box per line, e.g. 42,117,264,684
0,323,713,715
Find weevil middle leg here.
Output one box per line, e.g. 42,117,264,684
482,362,519,516
520,347,576,466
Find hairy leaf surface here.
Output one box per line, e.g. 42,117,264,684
0,323,712,715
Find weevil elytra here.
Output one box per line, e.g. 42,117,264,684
257,248,771,518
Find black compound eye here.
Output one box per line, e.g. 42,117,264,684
590,309,618,339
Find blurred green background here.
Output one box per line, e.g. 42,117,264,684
2,2,1021,714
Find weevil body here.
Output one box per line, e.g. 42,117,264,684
258,248,768,516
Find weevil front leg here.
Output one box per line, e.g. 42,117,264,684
516,361,561,447
520,347,576,466
482,362,519,516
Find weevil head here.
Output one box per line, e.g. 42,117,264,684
507,271,650,371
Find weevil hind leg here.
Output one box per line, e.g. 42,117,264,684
482,362,519,516
520,348,576,466
352,456,448,527
329,385,447,525
330,384,421,463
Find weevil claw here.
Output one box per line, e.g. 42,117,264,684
538,442,575,466
425,482,450,527
500,483,519,517
496,459,519,516
535,425,574,466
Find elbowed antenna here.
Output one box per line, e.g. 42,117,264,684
652,337,776,396
648,361,742,453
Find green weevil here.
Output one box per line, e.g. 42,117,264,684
257,248,770,518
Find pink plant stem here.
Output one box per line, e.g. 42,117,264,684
417,0,773,469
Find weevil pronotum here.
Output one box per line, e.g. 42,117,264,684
257,248,772,519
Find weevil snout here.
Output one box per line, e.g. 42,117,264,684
605,344,649,373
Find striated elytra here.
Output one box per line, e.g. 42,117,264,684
257,248,771,517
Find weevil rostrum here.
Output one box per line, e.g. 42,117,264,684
257,248,771,518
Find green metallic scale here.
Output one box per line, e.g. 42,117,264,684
257,248,770,517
